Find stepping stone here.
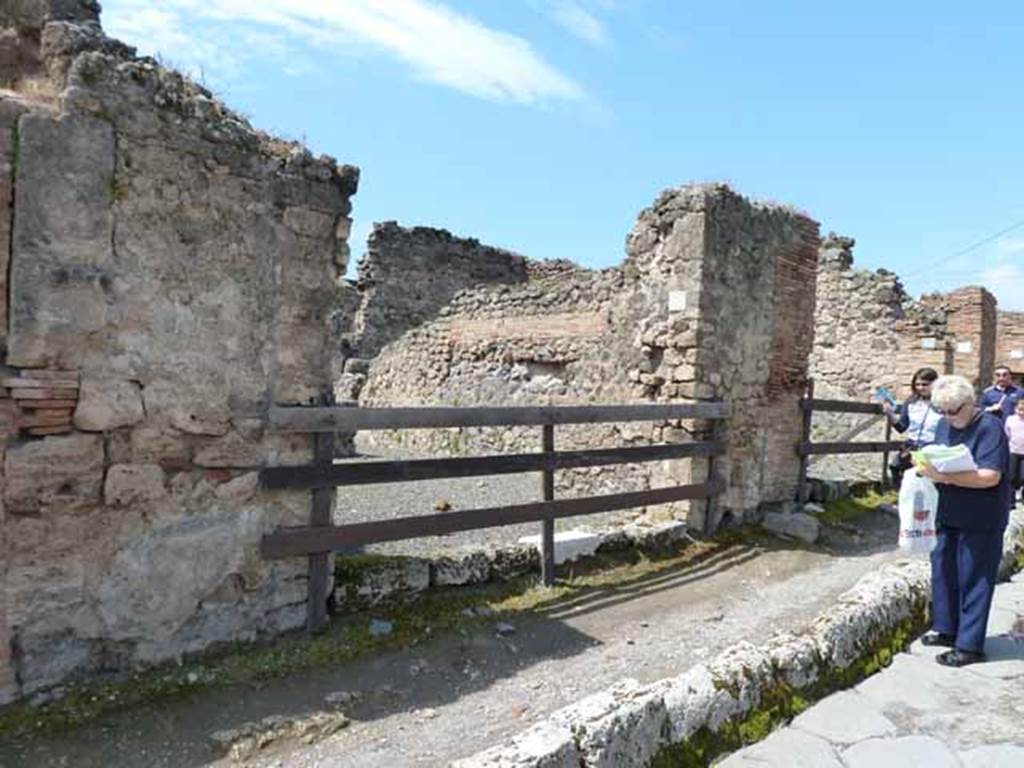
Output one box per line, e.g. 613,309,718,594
961,743,1024,768
790,690,896,744
717,728,843,767
842,735,960,768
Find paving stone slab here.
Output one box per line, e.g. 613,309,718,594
789,690,896,744
853,653,963,714
841,735,961,768
960,744,1024,768
716,727,843,768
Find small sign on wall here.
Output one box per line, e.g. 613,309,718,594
668,290,688,313
956,340,973,354
921,337,937,350
1011,348,1024,360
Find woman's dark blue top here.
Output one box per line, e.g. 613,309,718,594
934,411,1011,531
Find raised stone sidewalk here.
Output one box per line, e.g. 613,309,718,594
720,571,1024,767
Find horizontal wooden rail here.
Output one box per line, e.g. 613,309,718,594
268,402,730,433
261,441,722,490
798,440,903,456
802,399,884,415
261,478,724,558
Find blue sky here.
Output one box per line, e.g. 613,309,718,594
101,1,1024,309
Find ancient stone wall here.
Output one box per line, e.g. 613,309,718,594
996,310,1024,380
0,2,358,703
808,237,997,481
359,185,820,528
919,286,997,390
350,223,529,360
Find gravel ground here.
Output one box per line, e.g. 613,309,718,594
333,457,648,558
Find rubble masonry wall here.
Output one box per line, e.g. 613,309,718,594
0,2,359,703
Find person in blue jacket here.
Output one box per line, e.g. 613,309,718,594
918,374,1010,667
882,367,943,487
980,365,1022,421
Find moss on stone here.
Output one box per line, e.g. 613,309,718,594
649,606,927,766
818,488,897,526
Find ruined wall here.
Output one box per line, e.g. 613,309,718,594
808,238,996,481
997,310,1024,380
350,223,529,359
920,286,997,390
359,185,820,527
0,3,359,703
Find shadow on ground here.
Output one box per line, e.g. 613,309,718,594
0,540,767,768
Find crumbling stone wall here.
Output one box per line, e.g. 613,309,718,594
0,2,358,703
996,310,1024,380
808,237,996,481
359,185,821,528
350,222,529,359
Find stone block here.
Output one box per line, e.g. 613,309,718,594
8,112,115,367
73,378,144,431
450,719,580,767
129,425,192,466
193,430,263,468
761,511,820,544
4,432,104,513
517,530,601,565
338,558,430,607
551,679,669,768
488,544,540,581
430,550,492,587
104,464,167,507
96,509,268,643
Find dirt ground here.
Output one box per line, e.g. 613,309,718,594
0,508,904,768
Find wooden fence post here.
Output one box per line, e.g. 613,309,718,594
306,403,336,634
796,379,814,503
881,418,892,488
540,424,556,586
703,417,724,536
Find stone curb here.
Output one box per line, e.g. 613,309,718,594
451,510,1024,768
334,520,692,611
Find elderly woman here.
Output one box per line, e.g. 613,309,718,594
918,374,1011,667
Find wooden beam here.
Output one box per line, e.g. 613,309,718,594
261,479,725,559
267,402,730,433
798,440,904,456
260,441,723,490
805,399,883,415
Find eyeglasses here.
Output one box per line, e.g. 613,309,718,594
937,403,965,417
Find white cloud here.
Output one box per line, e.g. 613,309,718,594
979,263,1024,311
102,0,584,104
541,1,609,47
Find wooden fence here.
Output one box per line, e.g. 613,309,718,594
795,380,902,502
260,401,729,632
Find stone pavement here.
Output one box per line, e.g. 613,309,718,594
720,571,1024,767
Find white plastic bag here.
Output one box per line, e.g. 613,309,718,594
898,469,938,554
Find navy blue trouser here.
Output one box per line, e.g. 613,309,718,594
930,525,1004,653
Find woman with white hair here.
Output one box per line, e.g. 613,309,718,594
918,374,1011,667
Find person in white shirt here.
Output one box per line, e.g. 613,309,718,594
882,367,943,486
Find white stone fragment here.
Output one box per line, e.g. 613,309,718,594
517,530,602,565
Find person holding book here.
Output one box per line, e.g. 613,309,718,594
1005,397,1024,505
917,374,1010,667
880,367,943,487
981,365,1022,420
